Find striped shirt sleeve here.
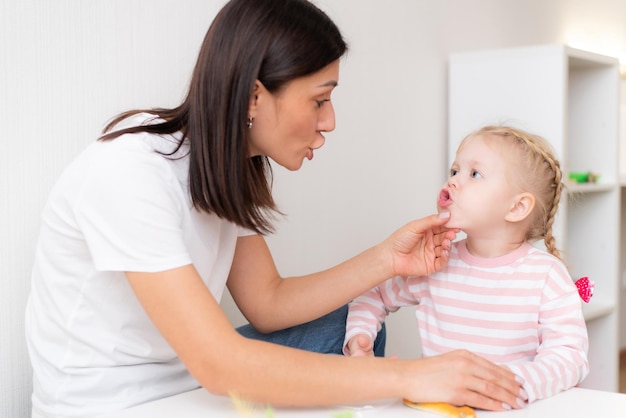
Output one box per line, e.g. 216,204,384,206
344,275,421,355
504,259,589,402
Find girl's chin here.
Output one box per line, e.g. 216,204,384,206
439,212,461,229
437,208,453,219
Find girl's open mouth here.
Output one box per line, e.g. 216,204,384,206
438,189,452,207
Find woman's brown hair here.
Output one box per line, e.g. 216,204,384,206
99,0,347,234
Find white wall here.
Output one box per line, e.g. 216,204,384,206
2,1,625,417
0,2,226,417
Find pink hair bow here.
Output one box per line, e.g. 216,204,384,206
575,276,594,303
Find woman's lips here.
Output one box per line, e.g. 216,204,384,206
308,135,325,161
438,189,452,207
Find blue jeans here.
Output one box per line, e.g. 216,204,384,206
236,304,386,357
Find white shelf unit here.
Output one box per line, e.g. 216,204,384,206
448,44,621,392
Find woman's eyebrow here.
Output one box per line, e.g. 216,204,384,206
318,80,338,87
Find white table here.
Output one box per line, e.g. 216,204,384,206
98,387,626,417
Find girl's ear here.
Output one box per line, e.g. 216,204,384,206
505,192,535,223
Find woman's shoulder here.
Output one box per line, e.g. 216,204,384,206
53,128,188,209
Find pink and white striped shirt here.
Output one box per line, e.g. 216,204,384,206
345,239,589,403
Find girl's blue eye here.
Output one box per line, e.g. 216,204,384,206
450,169,458,176
471,169,482,179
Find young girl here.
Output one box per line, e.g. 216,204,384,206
344,125,590,404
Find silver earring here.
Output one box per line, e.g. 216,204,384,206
247,117,253,129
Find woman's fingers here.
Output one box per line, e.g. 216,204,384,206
460,370,526,411
453,351,526,410
406,350,525,411
388,214,459,277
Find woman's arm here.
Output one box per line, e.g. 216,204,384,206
227,213,457,332
126,265,525,410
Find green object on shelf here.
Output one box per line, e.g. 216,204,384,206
569,172,589,183
569,171,600,184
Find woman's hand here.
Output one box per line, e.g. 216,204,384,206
382,213,459,278
403,350,527,411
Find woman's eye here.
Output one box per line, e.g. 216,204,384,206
316,99,330,108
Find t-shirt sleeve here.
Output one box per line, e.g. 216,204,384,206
73,141,192,272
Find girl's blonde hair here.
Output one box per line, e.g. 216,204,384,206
464,125,564,260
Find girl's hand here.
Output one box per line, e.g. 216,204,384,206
346,334,375,357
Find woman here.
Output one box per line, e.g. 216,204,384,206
25,0,525,417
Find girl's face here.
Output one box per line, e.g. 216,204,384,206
437,134,520,235
248,60,339,171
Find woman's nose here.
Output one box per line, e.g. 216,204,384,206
318,102,336,133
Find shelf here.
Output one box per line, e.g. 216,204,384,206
566,182,617,193
582,300,615,322
566,46,620,68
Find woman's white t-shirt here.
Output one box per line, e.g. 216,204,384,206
25,120,250,417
